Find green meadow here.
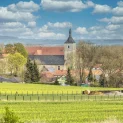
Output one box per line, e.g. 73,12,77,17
0,83,123,95
0,83,123,123
0,101,123,123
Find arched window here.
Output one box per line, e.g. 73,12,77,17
68,45,70,48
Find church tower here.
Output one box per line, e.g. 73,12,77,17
64,29,76,67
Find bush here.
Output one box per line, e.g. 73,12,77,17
0,107,23,123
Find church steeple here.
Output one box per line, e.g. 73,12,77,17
69,28,72,37
65,29,75,43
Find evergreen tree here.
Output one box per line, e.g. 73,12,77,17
24,59,40,83
99,74,105,87
66,67,74,85
88,68,93,82
31,60,40,82
54,77,59,85
24,58,33,83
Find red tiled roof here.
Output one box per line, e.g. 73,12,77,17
53,70,67,76
42,71,54,78
25,46,64,55
41,69,103,79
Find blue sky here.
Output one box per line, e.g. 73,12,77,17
0,0,123,45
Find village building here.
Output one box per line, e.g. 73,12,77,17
26,29,76,73
0,29,102,83
25,29,102,82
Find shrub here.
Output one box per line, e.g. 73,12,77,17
0,107,23,123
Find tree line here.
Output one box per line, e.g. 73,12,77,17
0,42,123,87
70,41,123,87
0,43,40,83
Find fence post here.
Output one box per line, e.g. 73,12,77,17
15,95,16,101
53,95,54,101
60,96,61,101
38,96,40,101
7,95,8,101
23,96,24,101
95,95,96,100
30,96,31,101
74,95,75,101
67,95,68,101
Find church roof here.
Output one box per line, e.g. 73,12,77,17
65,29,75,44
29,55,65,65
26,46,64,55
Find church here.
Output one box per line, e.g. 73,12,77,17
26,29,76,73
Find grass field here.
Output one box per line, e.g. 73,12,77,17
0,83,123,95
0,83,123,123
0,101,123,123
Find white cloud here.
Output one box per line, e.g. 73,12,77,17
89,26,102,31
93,4,111,14
99,16,123,24
99,18,110,23
112,7,123,16
106,24,120,30
41,0,94,12
75,27,88,34
0,22,25,28
7,1,40,12
0,21,35,39
117,1,123,7
0,7,35,22
85,1,95,8
38,23,66,39
38,32,65,39
39,25,49,32
28,21,36,28
88,26,116,39
47,22,72,28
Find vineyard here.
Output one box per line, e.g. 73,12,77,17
0,83,123,122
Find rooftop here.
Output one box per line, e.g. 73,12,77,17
65,29,75,44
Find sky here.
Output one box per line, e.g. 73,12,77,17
0,0,123,45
